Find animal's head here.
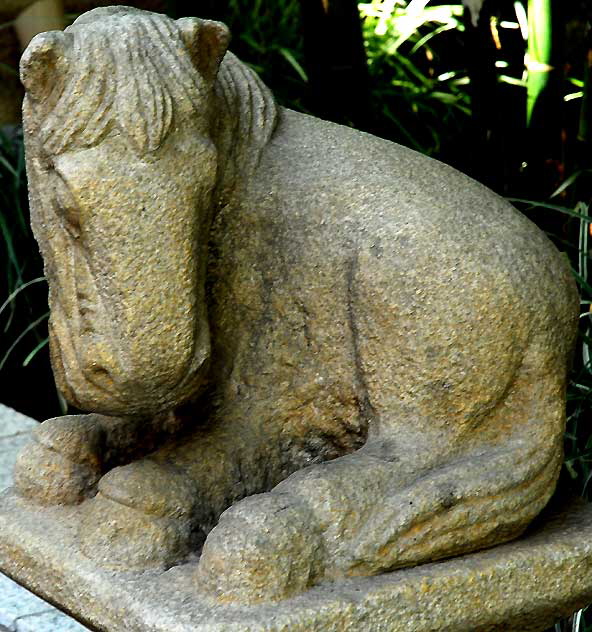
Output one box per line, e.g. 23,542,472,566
21,7,230,416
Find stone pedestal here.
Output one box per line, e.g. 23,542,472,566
0,488,591,632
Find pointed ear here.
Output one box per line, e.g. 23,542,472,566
177,17,230,84
20,30,71,102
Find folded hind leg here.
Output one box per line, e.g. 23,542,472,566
195,348,566,603
345,418,562,577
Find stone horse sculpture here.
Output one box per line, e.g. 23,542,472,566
15,6,579,604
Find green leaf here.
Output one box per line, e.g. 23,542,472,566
509,198,592,222
0,277,47,320
0,154,18,179
0,311,49,372
550,170,592,198
22,337,49,367
0,62,18,78
277,47,308,83
526,0,552,125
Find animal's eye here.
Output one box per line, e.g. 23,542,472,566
53,174,81,239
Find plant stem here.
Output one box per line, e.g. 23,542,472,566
526,0,552,125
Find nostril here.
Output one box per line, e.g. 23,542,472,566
79,303,94,317
85,365,114,389
90,366,110,378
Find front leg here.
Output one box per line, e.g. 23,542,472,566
14,412,178,505
77,420,269,570
195,447,396,602
14,414,104,504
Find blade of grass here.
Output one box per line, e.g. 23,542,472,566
410,22,459,54
579,202,589,281
0,277,47,320
0,62,18,78
551,170,592,198
509,198,592,222
0,154,18,179
571,269,592,295
526,0,552,125
572,609,582,631
580,202,591,373
277,47,308,82
22,337,49,367
0,214,23,287
0,311,49,371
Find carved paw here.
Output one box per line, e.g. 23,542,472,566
14,415,104,505
79,459,198,571
195,492,325,603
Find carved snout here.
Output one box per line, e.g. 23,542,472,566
49,237,211,417
52,308,210,417
85,303,208,418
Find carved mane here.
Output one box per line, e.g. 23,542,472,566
33,8,205,156
214,52,279,196
22,6,279,178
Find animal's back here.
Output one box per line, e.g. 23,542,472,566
258,108,571,299
220,106,577,358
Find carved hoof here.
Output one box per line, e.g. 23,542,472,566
14,415,104,505
195,492,324,603
79,460,197,570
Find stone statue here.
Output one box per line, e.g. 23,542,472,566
13,6,579,606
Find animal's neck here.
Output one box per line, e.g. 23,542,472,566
211,52,279,207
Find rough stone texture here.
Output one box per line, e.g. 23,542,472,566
2,4,582,624
1,490,592,631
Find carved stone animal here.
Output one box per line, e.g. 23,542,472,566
14,6,579,604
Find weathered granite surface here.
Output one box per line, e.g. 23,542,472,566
1,5,584,628
1,490,592,631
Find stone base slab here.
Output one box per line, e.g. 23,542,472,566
0,490,591,632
